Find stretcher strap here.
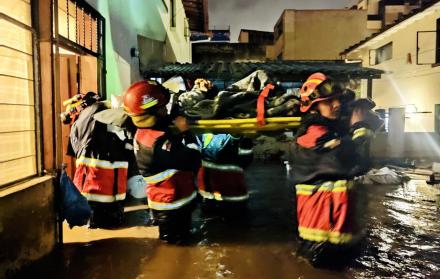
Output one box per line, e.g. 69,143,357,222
256,84,275,126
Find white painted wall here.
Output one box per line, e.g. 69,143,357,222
86,0,191,98
348,6,440,132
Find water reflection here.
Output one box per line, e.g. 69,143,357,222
350,180,440,278
18,163,440,279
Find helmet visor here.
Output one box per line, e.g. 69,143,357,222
315,80,343,99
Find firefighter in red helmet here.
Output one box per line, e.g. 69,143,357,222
288,73,373,268
123,80,201,243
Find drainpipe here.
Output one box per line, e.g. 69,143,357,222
52,0,63,170
52,0,64,246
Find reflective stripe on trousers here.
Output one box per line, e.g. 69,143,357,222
296,180,362,245
144,169,197,210
81,192,126,203
148,191,197,210
76,156,128,169
199,189,249,202
143,169,179,184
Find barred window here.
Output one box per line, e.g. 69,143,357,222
57,0,102,55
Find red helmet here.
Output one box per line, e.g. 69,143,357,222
123,80,170,116
299,72,342,113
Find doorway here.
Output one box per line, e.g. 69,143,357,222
58,47,98,177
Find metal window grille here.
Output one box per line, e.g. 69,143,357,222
57,0,104,56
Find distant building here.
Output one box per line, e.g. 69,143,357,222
192,42,266,63
182,0,210,41
209,26,231,42
238,29,274,45
182,0,209,32
355,0,426,32
267,9,373,60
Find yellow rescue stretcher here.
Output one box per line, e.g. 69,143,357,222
189,117,301,135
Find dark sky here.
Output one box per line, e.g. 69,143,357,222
209,0,359,41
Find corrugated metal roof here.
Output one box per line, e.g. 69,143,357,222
143,60,384,81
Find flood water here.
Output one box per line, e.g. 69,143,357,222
18,163,440,279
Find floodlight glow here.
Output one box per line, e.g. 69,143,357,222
382,70,440,157
405,104,417,114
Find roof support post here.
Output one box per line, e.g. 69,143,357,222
367,78,373,99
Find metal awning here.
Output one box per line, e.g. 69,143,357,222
143,60,384,81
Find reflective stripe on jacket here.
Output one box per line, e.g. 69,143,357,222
197,161,248,202
144,169,197,210
296,179,365,245
73,156,128,203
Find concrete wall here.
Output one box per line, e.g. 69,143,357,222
193,43,267,63
238,31,249,43
347,6,440,132
267,31,285,59
371,132,440,160
86,0,191,98
0,177,56,277
278,9,371,60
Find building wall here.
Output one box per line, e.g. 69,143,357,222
183,0,209,33
192,43,267,63
279,9,370,60
369,0,379,14
86,0,191,98
240,31,274,45
347,8,440,132
238,31,249,43
0,1,58,276
268,34,285,60
0,177,56,277
384,5,414,25
371,132,440,159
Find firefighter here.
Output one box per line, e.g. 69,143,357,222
196,133,253,214
288,73,373,268
67,94,133,228
123,80,201,243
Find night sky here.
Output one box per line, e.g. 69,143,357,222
209,0,359,41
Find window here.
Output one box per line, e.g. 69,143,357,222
375,42,393,64
0,0,37,186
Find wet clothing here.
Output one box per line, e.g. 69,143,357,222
134,127,201,242
68,102,135,228
197,134,253,205
289,113,372,267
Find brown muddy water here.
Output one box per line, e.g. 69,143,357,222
17,163,440,279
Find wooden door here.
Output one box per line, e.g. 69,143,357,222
59,54,78,178
79,55,98,94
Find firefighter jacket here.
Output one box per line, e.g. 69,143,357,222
69,103,133,203
197,134,253,202
288,113,372,245
134,127,201,210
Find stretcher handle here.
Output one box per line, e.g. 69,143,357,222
256,84,275,126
